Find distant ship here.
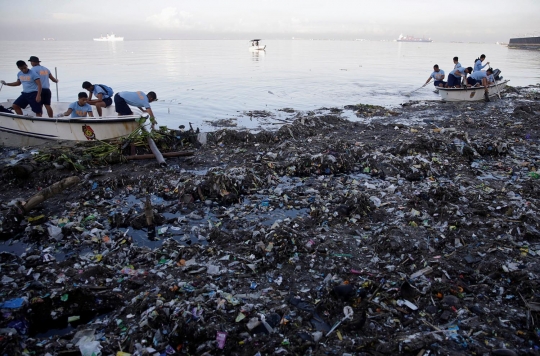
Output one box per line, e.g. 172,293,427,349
508,35,540,50
396,34,432,43
93,33,124,42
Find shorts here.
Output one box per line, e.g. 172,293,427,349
467,77,479,86
114,93,133,115
13,92,42,114
434,80,446,87
447,74,461,87
41,88,52,106
103,97,113,107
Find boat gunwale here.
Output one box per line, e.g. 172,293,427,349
436,80,509,92
0,113,140,124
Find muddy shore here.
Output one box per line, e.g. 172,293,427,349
1,85,540,355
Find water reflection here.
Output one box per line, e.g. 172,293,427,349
251,50,265,61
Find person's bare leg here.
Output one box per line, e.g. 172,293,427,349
45,105,53,118
95,102,104,117
36,112,42,117
12,104,23,115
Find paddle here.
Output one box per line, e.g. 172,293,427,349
404,85,425,97
55,67,59,102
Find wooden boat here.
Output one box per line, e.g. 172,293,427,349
249,39,266,51
437,80,509,102
0,100,141,141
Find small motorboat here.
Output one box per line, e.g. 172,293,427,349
0,100,142,141
437,79,509,102
249,39,266,51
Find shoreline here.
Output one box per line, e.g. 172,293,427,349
1,84,539,354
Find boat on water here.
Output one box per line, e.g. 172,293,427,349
508,36,540,50
0,100,141,141
93,33,124,42
249,39,266,51
437,80,509,102
397,34,432,43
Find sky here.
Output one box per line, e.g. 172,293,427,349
0,0,538,42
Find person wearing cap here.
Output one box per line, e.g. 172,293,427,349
446,66,472,88
0,60,42,116
114,91,158,127
28,56,58,118
81,81,112,117
423,64,446,88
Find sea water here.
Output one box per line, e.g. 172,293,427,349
0,40,539,131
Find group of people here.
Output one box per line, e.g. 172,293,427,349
423,54,495,95
1,57,159,125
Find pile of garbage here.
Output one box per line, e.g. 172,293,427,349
0,84,539,355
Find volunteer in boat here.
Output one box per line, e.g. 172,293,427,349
114,91,158,127
453,57,461,69
57,92,94,118
82,81,113,117
474,54,489,72
446,66,472,88
467,68,494,88
28,56,58,118
0,60,42,117
423,64,446,88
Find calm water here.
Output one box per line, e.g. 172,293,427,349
1,40,539,130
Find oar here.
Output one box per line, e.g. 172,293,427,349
55,67,59,102
404,85,425,96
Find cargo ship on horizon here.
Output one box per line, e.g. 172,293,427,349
396,34,432,43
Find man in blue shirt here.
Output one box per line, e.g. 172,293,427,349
0,60,42,116
57,92,94,118
29,56,58,118
447,66,472,88
467,68,494,101
453,57,461,69
474,54,489,72
114,91,158,127
82,81,112,117
423,64,446,88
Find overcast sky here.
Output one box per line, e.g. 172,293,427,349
0,0,538,42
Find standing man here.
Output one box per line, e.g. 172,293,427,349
423,64,446,88
0,60,42,116
29,56,58,118
453,56,461,69
82,81,113,117
114,91,158,127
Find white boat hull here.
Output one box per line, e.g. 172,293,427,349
93,38,124,41
437,80,509,101
0,101,140,141
249,45,266,51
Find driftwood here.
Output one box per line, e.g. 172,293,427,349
147,137,166,167
22,176,80,213
125,151,194,160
